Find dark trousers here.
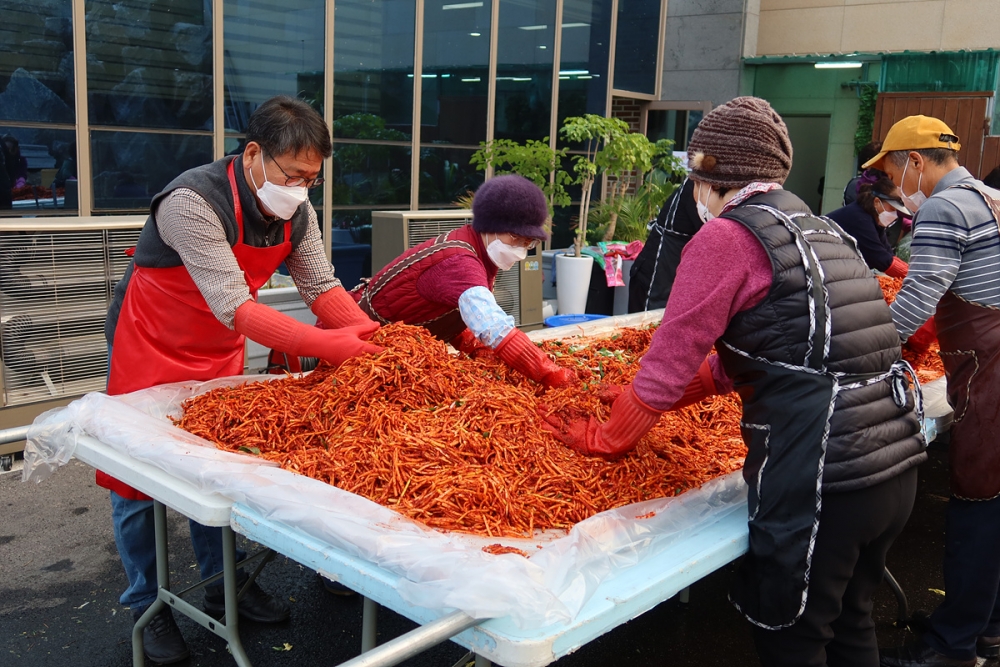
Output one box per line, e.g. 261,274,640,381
923,494,1000,661
751,467,918,667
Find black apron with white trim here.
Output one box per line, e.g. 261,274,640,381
716,189,926,629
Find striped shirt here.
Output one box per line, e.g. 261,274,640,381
891,167,1000,340
157,188,340,329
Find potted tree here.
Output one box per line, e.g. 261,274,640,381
555,115,629,314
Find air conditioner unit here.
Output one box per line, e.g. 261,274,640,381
0,216,144,442
370,210,543,330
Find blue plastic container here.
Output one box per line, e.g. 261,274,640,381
544,313,609,328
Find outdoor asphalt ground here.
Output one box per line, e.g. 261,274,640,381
1,438,958,667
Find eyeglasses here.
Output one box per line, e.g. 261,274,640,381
268,153,325,189
506,233,540,250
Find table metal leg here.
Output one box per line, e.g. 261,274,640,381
883,567,909,627
362,596,379,652
679,586,690,604
474,654,492,667
133,502,261,667
333,611,481,667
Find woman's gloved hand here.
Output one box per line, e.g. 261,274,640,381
495,329,577,388
903,318,937,357
235,300,382,367
540,386,662,459
884,256,909,279
450,328,495,360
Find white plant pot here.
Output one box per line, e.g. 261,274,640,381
556,253,594,316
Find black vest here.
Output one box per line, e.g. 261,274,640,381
628,179,703,312
105,155,312,344
716,189,925,629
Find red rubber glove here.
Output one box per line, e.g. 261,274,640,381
311,286,379,339
495,329,577,388
541,386,662,459
450,328,495,360
670,357,718,410
903,318,937,356
235,300,383,367
884,256,909,278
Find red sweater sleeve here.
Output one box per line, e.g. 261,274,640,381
631,218,773,410
415,255,491,308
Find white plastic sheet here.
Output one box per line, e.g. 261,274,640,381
23,313,748,628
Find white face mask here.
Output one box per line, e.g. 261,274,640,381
486,235,528,271
249,151,309,219
898,161,927,212
695,183,713,224
876,206,897,228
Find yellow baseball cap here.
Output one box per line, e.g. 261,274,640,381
862,115,961,170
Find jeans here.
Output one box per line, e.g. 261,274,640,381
924,494,1000,660
110,491,246,610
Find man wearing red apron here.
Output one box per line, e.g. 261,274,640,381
104,96,381,664
872,118,1000,667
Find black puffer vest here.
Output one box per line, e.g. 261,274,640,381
105,155,313,344
717,189,925,630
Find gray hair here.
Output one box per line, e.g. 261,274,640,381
885,148,959,169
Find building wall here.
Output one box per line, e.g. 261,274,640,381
746,62,881,213
754,0,1000,56
660,0,757,106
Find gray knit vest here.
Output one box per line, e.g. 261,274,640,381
105,155,311,344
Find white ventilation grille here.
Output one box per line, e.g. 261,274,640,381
404,213,522,326
1,227,141,407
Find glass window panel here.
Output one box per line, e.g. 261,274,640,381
421,1,491,145
0,126,78,214
334,0,416,138
494,0,556,142
646,109,699,150
86,0,213,130
419,146,483,205
223,0,325,133
612,0,660,95
90,130,213,211
332,142,411,207
556,0,612,125
0,0,75,123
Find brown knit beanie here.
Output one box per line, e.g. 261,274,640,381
687,96,793,189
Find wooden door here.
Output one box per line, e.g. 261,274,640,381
871,92,993,178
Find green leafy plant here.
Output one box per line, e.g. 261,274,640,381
560,115,630,256
855,84,879,156
470,138,572,215
599,138,685,242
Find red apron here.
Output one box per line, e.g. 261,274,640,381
101,160,292,499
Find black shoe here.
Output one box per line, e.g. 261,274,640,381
317,572,357,596
978,635,1000,660
204,580,290,623
133,605,190,665
880,640,976,667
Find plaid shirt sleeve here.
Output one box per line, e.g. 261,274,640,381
156,188,253,330
282,205,341,305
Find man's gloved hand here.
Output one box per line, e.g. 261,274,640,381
670,357,719,411
235,300,383,367
541,386,662,459
450,328,495,360
311,286,379,339
495,329,577,388
884,256,909,278
903,318,937,357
